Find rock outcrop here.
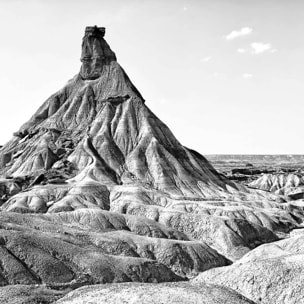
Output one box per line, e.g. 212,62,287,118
54,282,256,304
0,285,66,304
0,209,232,285
249,173,304,193
248,173,304,203
193,228,304,304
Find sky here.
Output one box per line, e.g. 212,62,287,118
0,0,303,154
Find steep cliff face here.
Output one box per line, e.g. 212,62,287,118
80,26,116,80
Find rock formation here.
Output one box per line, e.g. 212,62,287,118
249,173,304,198
54,282,256,304
0,26,303,303
193,229,304,304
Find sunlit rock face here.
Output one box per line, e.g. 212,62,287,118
193,229,304,304
54,282,256,304
80,26,116,80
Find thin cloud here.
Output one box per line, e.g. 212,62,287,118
225,27,253,40
242,73,253,79
237,48,246,53
251,42,276,54
200,56,212,63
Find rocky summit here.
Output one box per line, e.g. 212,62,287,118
0,26,303,304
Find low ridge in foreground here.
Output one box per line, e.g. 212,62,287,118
0,26,303,304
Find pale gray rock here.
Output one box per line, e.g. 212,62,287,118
249,173,304,194
193,231,304,304
0,285,66,304
0,209,230,285
54,282,256,304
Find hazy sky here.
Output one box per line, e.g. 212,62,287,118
0,0,303,154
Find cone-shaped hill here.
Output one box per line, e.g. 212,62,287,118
0,27,303,301
0,26,232,198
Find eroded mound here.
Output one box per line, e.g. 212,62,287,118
193,229,304,304
54,282,256,304
3,180,303,261
0,285,66,304
249,173,304,193
0,209,230,285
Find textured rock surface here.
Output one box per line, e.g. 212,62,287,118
0,209,232,285
193,229,304,304
80,26,116,80
54,282,256,304
249,173,304,193
0,285,66,304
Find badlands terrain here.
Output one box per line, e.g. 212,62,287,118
0,26,303,303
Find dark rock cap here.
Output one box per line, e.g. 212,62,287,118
84,26,105,38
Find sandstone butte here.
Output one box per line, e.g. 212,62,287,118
0,26,302,304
